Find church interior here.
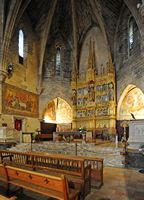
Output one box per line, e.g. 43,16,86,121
0,0,144,199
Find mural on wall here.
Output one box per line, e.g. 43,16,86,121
2,83,38,117
119,87,144,119
43,101,56,123
43,97,72,123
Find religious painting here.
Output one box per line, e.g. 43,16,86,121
108,82,114,101
96,85,101,91
56,98,72,123
87,109,95,117
77,98,83,106
83,97,88,106
83,87,88,95
102,84,107,91
2,83,38,117
43,101,56,123
96,95,101,103
43,97,72,123
77,88,83,96
101,95,108,103
88,81,95,102
119,87,144,119
72,89,77,106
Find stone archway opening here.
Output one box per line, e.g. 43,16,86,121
117,85,144,120
42,97,73,124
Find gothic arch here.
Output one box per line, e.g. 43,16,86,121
42,97,73,124
117,84,144,120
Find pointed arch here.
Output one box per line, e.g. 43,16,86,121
117,85,144,120
42,97,73,124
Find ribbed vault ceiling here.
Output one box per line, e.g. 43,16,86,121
25,0,124,52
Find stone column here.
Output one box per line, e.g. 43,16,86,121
0,70,7,114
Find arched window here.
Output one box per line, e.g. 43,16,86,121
56,47,61,75
128,17,139,56
128,18,134,50
18,29,24,64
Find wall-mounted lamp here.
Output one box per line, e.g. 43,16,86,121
137,3,141,9
0,63,14,82
6,63,14,78
137,1,144,18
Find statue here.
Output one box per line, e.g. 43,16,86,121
72,89,77,106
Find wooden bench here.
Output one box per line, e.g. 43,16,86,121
0,150,103,188
0,150,91,199
0,195,16,200
0,164,79,200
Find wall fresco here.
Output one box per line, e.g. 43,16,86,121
119,87,144,119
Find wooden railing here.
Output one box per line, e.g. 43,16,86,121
84,156,103,188
0,150,103,191
0,150,91,199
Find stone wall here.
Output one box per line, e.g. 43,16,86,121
6,13,38,93
39,38,72,118
0,13,40,132
115,5,144,107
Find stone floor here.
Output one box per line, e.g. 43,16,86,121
86,167,144,200
1,140,144,200
9,140,124,168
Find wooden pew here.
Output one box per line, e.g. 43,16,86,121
0,150,104,188
0,150,91,199
0,195,16,200
0,164,79,200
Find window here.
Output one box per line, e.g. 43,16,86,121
128,18,134,50
18,29,24,64
56,47,61,75
128,17,139,56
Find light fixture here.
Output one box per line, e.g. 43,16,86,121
7,63,14,78
137,3,141,9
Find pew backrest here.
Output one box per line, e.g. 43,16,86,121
0,164,79,200
0,150,91,199
0,195,17,200
0,149,103,189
